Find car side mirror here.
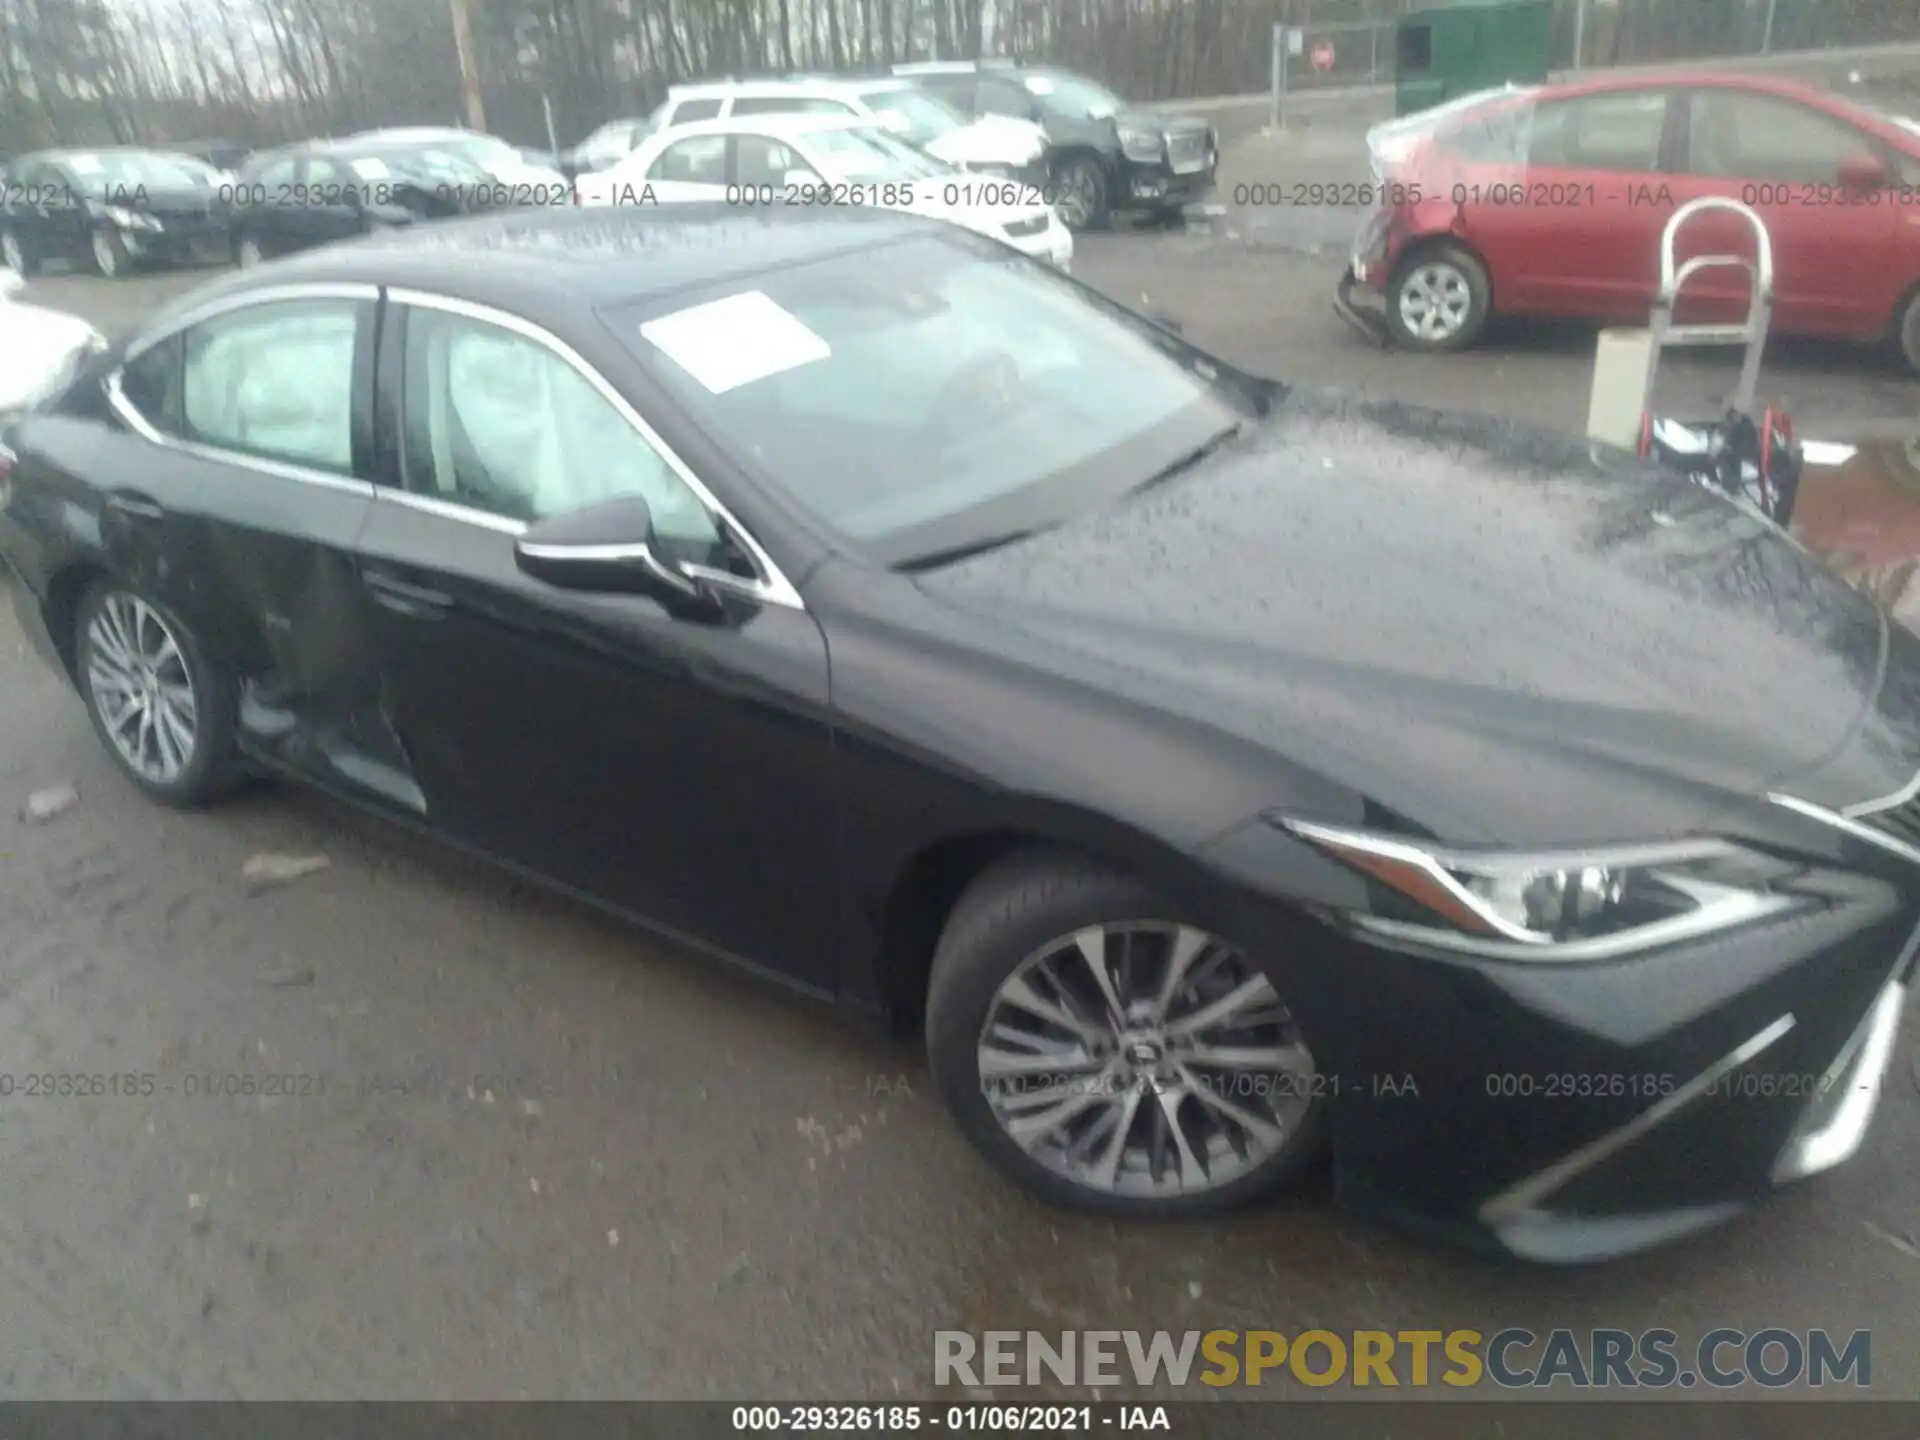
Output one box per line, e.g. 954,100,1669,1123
1838,151,1888,189
514,494,721,617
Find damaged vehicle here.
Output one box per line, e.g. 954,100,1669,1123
0,267,106,417
1,205,1914,1262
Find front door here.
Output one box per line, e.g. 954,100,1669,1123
1664,86,1901,340
353,295,842,987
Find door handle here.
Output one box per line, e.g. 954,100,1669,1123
363,568,452,618
104,490,165,521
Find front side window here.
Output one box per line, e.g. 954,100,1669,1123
1685,91,1875,184
649,136,727,183
732,97,855,118
399,307,722,556
618,233,1248,563
1526,92,1668,171
1022,72,1123,119
178,299,360,472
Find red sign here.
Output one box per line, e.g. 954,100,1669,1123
1310,40,1336,72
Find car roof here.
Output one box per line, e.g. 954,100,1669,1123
1537,70,1853,105
140,204,947,328
670,76,885,99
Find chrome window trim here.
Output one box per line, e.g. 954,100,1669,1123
103,369,376,499
386,287,805,612
1478,1012,1797,1231
120,282,381,364
381,489,528,537
1769,791,1920,868
1840,765,1920,819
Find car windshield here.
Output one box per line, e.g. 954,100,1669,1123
1025,71,1125,119
805,127,949,181
613,232,1251,565
856,87,964,143
63,150,208,193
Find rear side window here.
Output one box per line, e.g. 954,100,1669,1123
1527,92,1667,171
648,136,727,183
179,299,361,473
670,98,723,124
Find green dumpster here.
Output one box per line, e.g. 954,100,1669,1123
1394,0,1553,118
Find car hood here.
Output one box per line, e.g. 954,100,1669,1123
912,390,1911,848
1116,108,1210,141
925,117,1049,168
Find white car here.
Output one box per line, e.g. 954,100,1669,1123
348,126,569,194
0,268,105,416
648,77,1049,179
577,114,1073,271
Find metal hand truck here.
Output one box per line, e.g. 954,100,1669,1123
1632,196,1802,526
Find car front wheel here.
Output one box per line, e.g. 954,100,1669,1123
235,233,264,268
75,581,242,807
925,849,1327,1216
1052,156,1109,232
90,227,129,279
1386,244,1490,353
1898,288,1920,378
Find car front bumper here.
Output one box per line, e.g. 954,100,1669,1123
1119,158,1216,210
1200,808,1920,1262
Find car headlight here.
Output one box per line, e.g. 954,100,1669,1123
103,206,160,231
1285,820,1809,961
1116,125,1163,162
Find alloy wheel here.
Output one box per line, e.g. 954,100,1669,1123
1,231,23,273
1054,164,1100,229
84,593,199,786
1395,260,1473,342
976,921,1319,1198
91,230,120,277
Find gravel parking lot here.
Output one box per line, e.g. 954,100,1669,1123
5,203,1920,1405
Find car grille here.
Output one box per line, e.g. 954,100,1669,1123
1167,132,1211,173
1858,794,1920,850
1003,214,1048,238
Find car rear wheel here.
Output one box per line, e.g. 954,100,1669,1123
75,581,243,808
925,849,1327,1216
235,233,264,268
90,228,129,279
1053,156,1109,232
1,228,35,278
1386,244,1489,353
1897,289,1920,378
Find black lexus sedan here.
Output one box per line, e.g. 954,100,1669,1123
224,139,493,267
1,206,1913,1263
0,147,231,279
893,59,1217,229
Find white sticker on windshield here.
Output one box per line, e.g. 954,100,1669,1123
351,157,392,180
68,155,104,174
640,290,830,394
1022,76,1055,95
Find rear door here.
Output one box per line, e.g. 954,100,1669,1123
1665,86,1901,339
1453,87,1677,319
99,288,391,790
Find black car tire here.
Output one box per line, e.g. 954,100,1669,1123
1,228,37,277
925,847,1328,1217
74,579,245,808
1897,288,1920,378
1385,243,1490,354
1053,155,1110,232
89,227,130,279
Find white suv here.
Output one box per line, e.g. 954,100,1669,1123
650,76,1048,179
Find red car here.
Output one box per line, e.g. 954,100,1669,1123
1336,73,1920,373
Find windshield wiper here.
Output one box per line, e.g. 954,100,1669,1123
1127,421,1248,499
896,528,1042,573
